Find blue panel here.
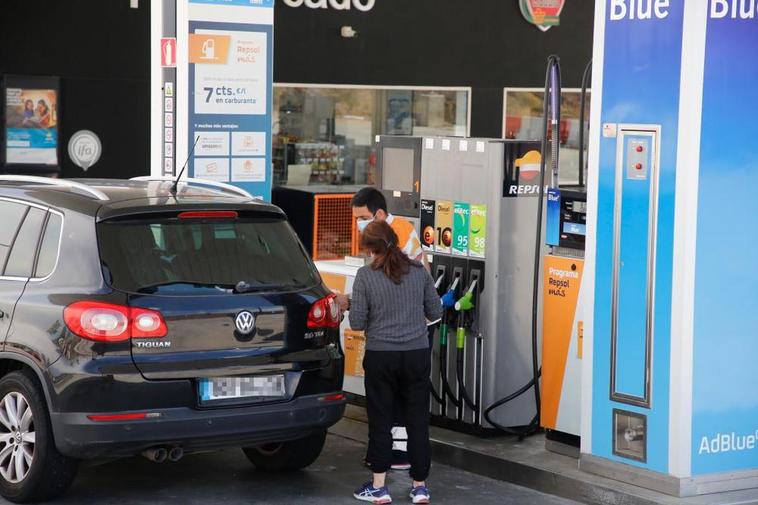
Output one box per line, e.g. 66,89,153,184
592,0,684,474
692,12,758,476
614,134,653,399
188,21,274,201
546,188,561,246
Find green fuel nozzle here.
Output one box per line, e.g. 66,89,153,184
454,279,477,312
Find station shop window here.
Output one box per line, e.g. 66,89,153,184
272,86,469,187
503,89,591,188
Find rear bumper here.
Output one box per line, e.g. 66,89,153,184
51,393,346,459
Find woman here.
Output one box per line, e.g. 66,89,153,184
36,100,51,128
349,221,442,505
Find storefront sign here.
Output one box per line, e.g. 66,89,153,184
67,130,102,171
281,0,375,12
520,0,565,32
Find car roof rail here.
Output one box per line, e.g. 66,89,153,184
130,176,254,199
0,175,110,201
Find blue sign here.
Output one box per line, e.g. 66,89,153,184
591,0,685,474
546,188,561,246
691,8,758,476
188,9,274,200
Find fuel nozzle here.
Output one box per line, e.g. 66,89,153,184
435,273,445,290
441,277,460,309
454,279,477,312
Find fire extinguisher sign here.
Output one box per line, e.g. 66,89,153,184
161,37,177,68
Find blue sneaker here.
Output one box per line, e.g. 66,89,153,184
353,481,392,504
409,485,430,504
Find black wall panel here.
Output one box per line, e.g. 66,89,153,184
0,0,150,178
0,0,593,178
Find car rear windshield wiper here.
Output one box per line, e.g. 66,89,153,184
137,281,237,294
233,281,308,294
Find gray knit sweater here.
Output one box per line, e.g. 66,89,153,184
349,263,443,351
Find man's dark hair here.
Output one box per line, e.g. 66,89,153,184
351,187,387,214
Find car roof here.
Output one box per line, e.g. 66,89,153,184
0,178,284,219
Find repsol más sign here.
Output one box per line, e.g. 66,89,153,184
281,0,375,11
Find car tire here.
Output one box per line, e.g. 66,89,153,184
0,370,78,503
243,429,327,472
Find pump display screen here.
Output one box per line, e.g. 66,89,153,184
563,222,586,236
382,147,415,193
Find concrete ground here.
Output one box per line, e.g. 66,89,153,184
11,435,585,505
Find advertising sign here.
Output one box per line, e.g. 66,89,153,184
452,202,470,256
469,204,487,258
691,5,758,476
542,255,584,432
420,199,436,252
4,77,59,167
435,201,453,254
188,0,273,200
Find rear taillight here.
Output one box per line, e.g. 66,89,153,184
64,301,167,342
307,294,341,329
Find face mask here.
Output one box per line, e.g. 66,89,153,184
357,218,373,233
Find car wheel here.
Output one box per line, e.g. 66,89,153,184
243,429,327,472
0,371,78,503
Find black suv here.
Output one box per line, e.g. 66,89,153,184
0,176,345,502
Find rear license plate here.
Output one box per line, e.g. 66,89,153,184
199,375,286,403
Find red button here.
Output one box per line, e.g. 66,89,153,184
636,146,644,153
635,163,643,170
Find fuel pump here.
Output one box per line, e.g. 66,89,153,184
438,272,462,416
454,276,480,423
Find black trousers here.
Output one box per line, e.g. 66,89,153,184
391,325,437,428
364,347,431,481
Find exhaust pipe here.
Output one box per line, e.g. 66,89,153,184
142,447,168,463
168,446,184,462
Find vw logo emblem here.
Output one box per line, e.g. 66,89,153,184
235,311,256,335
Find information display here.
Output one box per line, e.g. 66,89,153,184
3,76,60,167
188,0,273,200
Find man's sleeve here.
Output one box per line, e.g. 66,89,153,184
403,227,424,263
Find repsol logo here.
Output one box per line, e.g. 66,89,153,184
507,184,549,196
698,430,758,455
281,0,375,11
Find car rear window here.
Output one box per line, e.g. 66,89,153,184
97,215,320,295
